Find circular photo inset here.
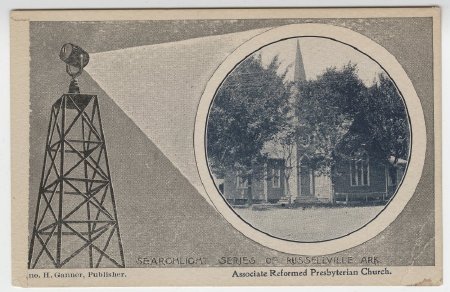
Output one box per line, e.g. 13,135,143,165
205,36,411,243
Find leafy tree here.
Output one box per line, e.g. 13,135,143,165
364,73,410,162
294,64,366,174
208,56,409,204
334,72,410,164
294,64,410,175
207,55,291,202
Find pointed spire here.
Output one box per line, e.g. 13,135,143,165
294,40,306,83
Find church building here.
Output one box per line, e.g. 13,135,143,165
221,40,406,205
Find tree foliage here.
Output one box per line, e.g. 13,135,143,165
295,64,366,174
206,55,291,178
207,56,410,190
295,64,410,173
364,73,410,161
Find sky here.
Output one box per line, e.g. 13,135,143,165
257,37,385,86
85,28,269,205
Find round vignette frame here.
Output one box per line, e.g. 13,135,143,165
194,24,426,255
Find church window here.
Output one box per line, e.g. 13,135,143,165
350,158,370,186
236,172,248,188
272,168,281,188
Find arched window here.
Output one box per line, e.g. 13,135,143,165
236,171,248,188
272,167,281,188
350,154,370,186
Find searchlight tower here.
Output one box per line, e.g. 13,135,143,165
28,44,125,268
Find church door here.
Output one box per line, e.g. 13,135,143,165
300,164,311,196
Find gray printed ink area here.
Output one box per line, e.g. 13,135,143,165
206,37,410,242
29,18,434,268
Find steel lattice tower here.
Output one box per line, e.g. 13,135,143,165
28,44,125,268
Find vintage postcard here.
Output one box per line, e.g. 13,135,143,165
11,8,441,286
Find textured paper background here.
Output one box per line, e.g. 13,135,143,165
11,8,441,286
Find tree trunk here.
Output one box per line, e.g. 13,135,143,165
285,175,290,197
285,175,291,206
247,176,253,206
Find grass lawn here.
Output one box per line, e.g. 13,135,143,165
235,205,384,242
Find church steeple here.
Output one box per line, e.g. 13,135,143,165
293,40,306,83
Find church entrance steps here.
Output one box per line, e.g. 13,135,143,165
294,195,321,205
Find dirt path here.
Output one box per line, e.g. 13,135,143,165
235,205,384,241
